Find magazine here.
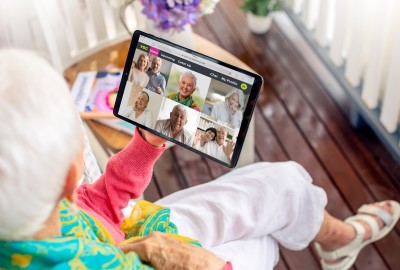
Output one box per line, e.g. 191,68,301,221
71,70,135,135
71,71,122,118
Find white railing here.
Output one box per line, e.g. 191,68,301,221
0,0,145,73
285,0,400,156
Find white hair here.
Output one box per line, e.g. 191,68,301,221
0,49,81,240
172,104,187,114
225,88,245,109
179,71,197,87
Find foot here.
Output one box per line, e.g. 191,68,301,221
320,201,392,252
315,200,400,270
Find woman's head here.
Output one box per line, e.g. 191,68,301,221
204,127,217,142
134,54,149,72
225,89,244,113
178,71,197,99
0,49,81,240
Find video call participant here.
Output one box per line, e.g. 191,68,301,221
125,91,153,127
168,71,200,111
192,127,217,151
128,53,149,106
209,127,235,163
211,89,244,129
155,104,194,145
146,57,166,95
129,53,149,87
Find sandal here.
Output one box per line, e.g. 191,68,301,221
314,200,400,270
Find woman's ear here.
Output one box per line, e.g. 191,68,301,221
62,144,84,202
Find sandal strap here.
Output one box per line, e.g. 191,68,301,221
358,204,393,226
316,220,365,261
345,214,380,236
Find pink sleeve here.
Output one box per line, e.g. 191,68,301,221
76,128,165,237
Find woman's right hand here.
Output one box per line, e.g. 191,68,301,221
118,232,226,270
193,130,201,146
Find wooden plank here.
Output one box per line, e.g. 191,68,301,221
204,158,232,180
143,176,161,203
192,16,219,45
171,147,213,187
153,149,187,197
254,106,287,162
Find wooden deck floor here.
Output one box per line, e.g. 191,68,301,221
143,1,400,269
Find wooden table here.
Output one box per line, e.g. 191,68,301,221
64,34,257,158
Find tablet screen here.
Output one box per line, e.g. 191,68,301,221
114,30,263,168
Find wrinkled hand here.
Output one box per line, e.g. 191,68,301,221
118,232,226,270
138,128,166,147
192,130,201,146
223,141,235,158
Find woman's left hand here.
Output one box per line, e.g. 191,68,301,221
138,128,166,148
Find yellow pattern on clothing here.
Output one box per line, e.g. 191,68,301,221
11,254,32,267
0,199,200,269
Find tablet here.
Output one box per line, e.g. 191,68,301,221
114,30,263,168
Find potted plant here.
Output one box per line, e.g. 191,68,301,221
241,0,282,34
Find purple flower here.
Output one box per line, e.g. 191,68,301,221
140,0,205,32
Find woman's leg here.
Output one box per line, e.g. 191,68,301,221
314,201,394,252
208,235,278,270
156,161,327,250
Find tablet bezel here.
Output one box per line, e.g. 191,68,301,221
114,30,263,168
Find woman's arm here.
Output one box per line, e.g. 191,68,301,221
76,128,166,232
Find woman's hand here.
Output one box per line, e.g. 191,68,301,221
138,128,166,148
192,130,201,146
223,141,235,162
118,232,226,270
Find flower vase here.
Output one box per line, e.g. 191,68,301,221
144,19,195,50
246,12,273,34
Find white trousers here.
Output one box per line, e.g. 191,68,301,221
156,162,328,270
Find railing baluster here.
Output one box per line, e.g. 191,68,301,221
328,0,348,66
314,0,334,47
344,0,373,87
380,3,400,133
361,0,393,109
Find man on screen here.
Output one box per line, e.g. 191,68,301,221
155,104,194,145
146,57,166,95
125,91,153,127
168,71,200,111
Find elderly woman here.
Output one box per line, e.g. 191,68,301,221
192,127,218,152
211,89,244,129
128,53,150,107
168,71,200,111
1,50,399,270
